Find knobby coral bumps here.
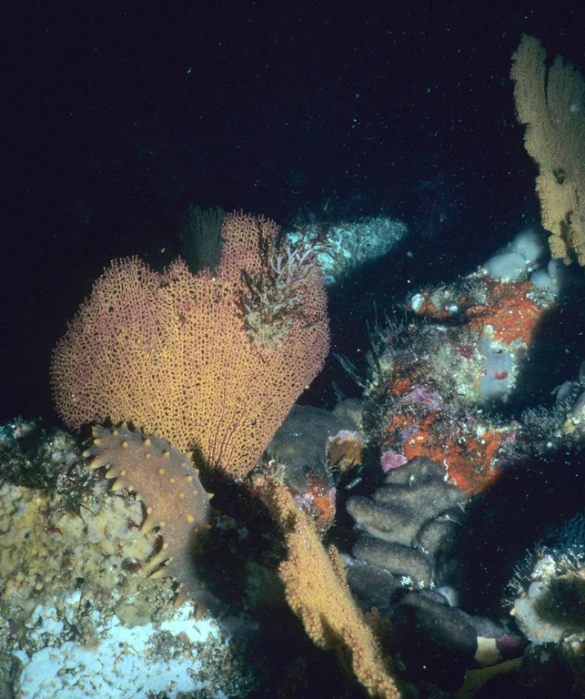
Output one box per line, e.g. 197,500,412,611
85,424,213,606
51,212,330,478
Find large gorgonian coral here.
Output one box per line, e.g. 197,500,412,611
51,211,330,479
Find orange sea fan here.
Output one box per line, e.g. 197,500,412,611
51,212,330,479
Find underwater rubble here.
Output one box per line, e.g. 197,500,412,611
4,232,585,698
333,230,585,695
0,420,255,698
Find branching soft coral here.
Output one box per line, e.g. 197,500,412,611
269,482,401,699
239,228,327,351
51,212,330,479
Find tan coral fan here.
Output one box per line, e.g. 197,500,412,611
85,425,211,601
511,35,585,265
270,483,400,699
51,212,330,479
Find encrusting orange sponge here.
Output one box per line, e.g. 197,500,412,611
84,424,213,608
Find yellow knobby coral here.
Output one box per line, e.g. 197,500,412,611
511,34,585,264
84,424,213,608
270,483,400,699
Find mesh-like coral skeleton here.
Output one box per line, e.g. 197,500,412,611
51,212,330,478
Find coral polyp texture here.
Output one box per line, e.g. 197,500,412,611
0,465,249,697
51,211,330,479
511,35,585,265
0,478,155,612
84,424,212,606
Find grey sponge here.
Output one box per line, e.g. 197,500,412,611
347,457,467,587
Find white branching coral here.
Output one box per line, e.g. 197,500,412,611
239,231,326,351
288,215,408,285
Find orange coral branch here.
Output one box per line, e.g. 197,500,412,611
270,483,400,699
